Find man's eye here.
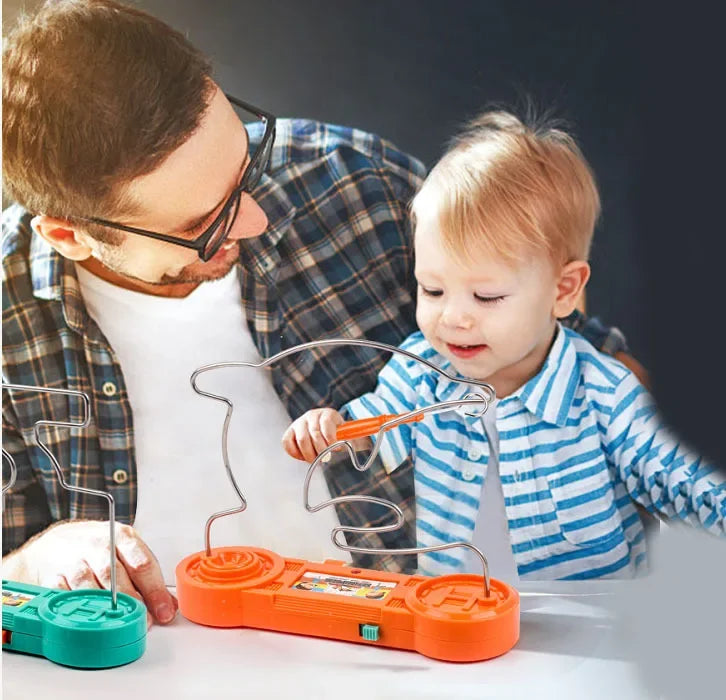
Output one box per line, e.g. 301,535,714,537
474,294,505,304
419,286,443,297
177,221,206,239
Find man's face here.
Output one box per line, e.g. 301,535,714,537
83,87,268,291
413,204,560,398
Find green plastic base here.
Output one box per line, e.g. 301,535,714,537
3,580,146,669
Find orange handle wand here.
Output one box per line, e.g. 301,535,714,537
336,412,424,441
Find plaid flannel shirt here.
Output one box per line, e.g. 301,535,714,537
2,118,629,571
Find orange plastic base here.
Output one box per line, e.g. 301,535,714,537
175,546,519,662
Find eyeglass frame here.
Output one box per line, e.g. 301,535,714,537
78,94,276,262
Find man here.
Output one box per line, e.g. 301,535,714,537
2,0,634,625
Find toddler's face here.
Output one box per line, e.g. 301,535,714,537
414,213,560,398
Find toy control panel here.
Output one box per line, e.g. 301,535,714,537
2,580,146,669
176,546,519,662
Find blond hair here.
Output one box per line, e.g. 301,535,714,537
411,110,601,267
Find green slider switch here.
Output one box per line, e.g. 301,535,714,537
360,624,380,641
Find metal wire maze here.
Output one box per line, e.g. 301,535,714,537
1,383,120,609
2,448,17,495
191,338,497,596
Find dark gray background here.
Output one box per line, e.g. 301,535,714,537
3,0,643,358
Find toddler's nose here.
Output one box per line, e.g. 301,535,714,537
441,307,474,329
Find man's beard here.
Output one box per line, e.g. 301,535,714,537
157,255,238,285
97,241,240,287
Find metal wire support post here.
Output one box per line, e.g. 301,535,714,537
1,383,119,609
191,338,496,597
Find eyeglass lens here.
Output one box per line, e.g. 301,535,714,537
244,127,273,191
200,113,273,260
203,191,242,259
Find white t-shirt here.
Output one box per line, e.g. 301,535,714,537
76,264,342,583
465,400,520,584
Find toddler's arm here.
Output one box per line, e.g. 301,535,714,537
342,334,429,473
606,372,725,534
283,333,432,468
283,408,344,462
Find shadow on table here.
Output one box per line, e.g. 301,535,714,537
516,610,629,661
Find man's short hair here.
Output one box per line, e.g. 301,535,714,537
411,109,601,268
2,0,214,240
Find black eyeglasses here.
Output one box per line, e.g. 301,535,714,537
80,95,276,262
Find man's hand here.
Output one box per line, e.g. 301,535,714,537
2,520,177,627
282,408,345,462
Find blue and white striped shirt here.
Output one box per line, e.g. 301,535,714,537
343,326,726,579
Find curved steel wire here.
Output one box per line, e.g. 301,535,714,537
191,338,496,596
2,448,17,495
1,383,118,609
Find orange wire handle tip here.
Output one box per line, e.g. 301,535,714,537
336,412,425,441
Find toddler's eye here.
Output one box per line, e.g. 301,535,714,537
474,294,505,304
419,286,443,297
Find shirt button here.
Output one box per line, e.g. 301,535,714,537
102,381,117,397
112,469,128,485
462,470,476,482
467,446,482,461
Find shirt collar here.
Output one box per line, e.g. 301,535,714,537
511,324,578,427
430,352,492,430
30,231,89,336
432,323,578,428
29,226,62,300
238,172,296,282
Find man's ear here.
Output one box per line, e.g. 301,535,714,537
553,260,591,318
30,215,95,261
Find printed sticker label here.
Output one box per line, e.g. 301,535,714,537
292,572,397,600
2,590,36,608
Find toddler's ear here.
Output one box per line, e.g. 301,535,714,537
553,260,590,318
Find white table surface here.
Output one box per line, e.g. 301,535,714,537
2,580,655,700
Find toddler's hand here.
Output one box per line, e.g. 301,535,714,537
282,408,344,462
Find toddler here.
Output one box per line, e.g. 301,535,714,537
283,111,725,580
